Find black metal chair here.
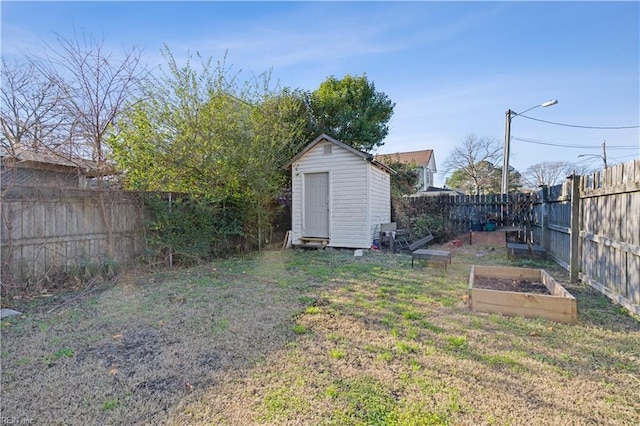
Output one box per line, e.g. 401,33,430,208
393,229,411,251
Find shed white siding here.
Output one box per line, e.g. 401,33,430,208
288,136,391,249
368,165,391,242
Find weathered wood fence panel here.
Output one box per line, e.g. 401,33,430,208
1,186,146,293
531,180,572,269
399,193,534,238
446,193,533,233
577,159,640,315
398,159,639,315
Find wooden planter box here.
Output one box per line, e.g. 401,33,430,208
468,265,577,324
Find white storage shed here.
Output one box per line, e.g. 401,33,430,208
283,134,393,249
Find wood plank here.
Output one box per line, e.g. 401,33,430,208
408,234,434,250
282,230,291,250
21,202,34,239
569,176,580,283
473,265,541,281
471,288,574,311
469,266,577,323
541,270,575,299
628,253,640,305
1,202,21,243
470,289,577,324
0,232,136,249
580,179,640,198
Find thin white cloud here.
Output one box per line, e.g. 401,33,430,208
157,2,509,74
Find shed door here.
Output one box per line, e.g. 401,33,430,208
304,172,329,238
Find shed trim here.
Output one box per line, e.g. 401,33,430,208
283,134,394,174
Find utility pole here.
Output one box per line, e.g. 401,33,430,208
501,100,557,195
501,109,512,195
577,141,609,169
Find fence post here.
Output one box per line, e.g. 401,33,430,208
540,185,549,251
569,175,580,283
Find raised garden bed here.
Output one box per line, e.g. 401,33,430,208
468,265,577,324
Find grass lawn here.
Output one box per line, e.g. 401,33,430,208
1,241,638,425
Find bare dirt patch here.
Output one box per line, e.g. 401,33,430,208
473,276,550,294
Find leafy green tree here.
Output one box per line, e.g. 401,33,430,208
252,87,317,166
445,168,476,195
310,74,394,152
446,162,520,195
111,50,244,195
502,165,522,193
385,160,419,197
108,48,311,258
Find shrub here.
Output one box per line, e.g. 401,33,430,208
143,194,252,266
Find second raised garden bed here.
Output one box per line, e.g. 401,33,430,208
468,265,577,324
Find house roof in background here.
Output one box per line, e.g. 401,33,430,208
375,149,434,167
409,186,464,197
0,147,116,177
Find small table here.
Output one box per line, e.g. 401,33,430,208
411,249,452,268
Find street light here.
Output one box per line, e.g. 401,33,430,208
577,141,607,168
502,99,558,194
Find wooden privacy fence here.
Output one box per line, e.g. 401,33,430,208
3,159,638,313
576,160,640,315
399,159,640,315
446,192,533,234
530,160,640,315
397,192,534,240
1,186,146,294
516,160,640,316
531,181,573,270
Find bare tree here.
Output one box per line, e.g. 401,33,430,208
443,134,503,195
33,30,147,169
0,59,68,154
521,161,575,190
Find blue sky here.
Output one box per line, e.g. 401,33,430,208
2,1,639,185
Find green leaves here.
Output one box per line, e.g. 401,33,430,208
108,48,315,259
310,74,395,152
107,51,396,260
385,160,420,197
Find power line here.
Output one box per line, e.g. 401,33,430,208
518,114,640,129
512,136,639,150
607,153,640,162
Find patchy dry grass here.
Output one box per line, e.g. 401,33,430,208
1,242,639,425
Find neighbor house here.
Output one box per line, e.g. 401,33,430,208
0,147,116,188
283,134,394,249
375,149,437,193
411,186,464,197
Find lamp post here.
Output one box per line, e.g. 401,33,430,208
502,99,558,194
577,141,608,168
